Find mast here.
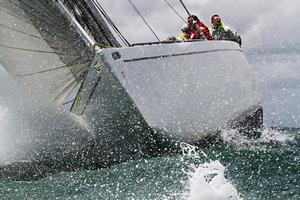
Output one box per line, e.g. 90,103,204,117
64,0,121,48
56,0,97,50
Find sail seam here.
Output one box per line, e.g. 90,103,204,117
0,7,32,24
0,23,43,40
0,43,77,56
123,48,243,62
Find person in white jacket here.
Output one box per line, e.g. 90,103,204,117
210,15,242,47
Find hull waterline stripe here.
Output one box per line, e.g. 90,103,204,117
123,48,242,63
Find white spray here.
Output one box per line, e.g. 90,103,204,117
180,142,242,200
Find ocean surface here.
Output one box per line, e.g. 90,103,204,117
0,127,299,200
0,68,299,200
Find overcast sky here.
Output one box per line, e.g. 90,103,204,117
98,0,300,127
99,0,300,49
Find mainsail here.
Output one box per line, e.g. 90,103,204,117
0,0,120,104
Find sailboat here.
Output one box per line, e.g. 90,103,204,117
0,0,262,180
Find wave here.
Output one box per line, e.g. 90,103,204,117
180,143,242,200
219,127,296,150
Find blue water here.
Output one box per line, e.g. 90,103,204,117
0,128,299,200
0,67,299,199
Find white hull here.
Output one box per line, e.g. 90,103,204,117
74,40,261,142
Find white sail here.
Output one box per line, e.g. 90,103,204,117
0,0,100,104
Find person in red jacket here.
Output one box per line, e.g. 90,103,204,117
187,15,212,40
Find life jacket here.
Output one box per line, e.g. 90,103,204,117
177,34,189,41
189,20,212,40
210,22,242,46
210,22,230,40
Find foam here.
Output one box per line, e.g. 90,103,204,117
180,143,242,200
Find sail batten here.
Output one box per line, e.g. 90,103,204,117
15,57,90,77
0,0,124,105
0,0,94,104
0,7,32,24
0,23,44,39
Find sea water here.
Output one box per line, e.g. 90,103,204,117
0,69,299,200
0,120,299,200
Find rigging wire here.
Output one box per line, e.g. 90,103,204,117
179,0,191,16
127,0,161,42
163,0,186,24
91,0,131,46
91,0,130,46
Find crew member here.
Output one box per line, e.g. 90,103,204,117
177,27,190,41
210,14,242,47
187,15,212,40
